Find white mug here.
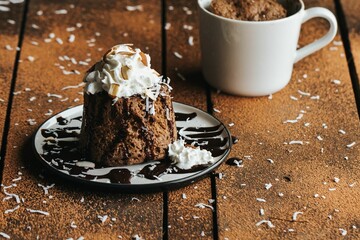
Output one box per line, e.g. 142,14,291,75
198,0,338,96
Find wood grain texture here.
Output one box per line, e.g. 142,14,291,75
0,1,164,239
0,1,24,153
342,0,360,89
211,0,360,239
165,1,214,239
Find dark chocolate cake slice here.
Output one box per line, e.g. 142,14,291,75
80,44,177,166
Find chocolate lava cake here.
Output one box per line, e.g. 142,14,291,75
81,44,177,167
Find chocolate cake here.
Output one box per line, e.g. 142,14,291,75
81,44,177,167
211,0,287,21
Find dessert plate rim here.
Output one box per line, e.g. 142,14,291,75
32,102,232,193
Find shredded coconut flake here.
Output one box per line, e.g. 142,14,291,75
292,212,303,221
256,220,275,228
26,208,49,216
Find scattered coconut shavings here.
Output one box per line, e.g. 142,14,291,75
27,56,35,62
310,95,320,100
278,192,284,197
195,203,214,211
264,183,272,190
55,9,67,14
5,45,13,51
228,123,234,127
267,159,274,164
349,182,356,187
289,140,304,145
68,34,75,43
165,22,171,30
329,188,336,191
132,234,144,240
7,19,15,24
98,215,108,223
290,95,298,101
47,93,62,98
256,198,266,202
333,40,343,46
213,108,221,113
70,221,77,228
334,177,340,183
4,205,20,214
26,119,36,125
44,109,53,116
331,79,341,85
26,208,49,216
338,129,346,134
0,6,10,12
317,135,323,141
125,5,143,11
131,197,140,202
37,183,55,195
31,24,40,29
29,96,36,101
182,193,187,199
339,228,347,236
188,36,194,46
56,38,63,45
259,209,265,216
0,232,10,239
268,94,273,99
173,52,183,59
292,212,303,221
346,142,356,148
298,90,310,96
256,220,275,228
12,176,21,182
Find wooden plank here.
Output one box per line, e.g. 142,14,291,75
0,1,24,154
165,1,214,239
211,0,360,239
0,1,164,239
341,0,360,107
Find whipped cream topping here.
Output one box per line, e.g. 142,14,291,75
168,140,214,170
84,44,162,100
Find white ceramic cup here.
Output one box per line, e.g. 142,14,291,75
198,0,338,96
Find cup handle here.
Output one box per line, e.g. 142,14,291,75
294,7,338,63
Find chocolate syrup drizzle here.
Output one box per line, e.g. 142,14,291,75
40,111,231,184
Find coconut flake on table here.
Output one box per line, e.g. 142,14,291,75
173,52,183,59
346,142,356,148
27,56,35,62
125,5,143,11
256,198,266,202
68,34,75,43
255,220,275,228
55,9,67,14
183,24,193,30
0,6,10,12
188,36,194,46
297,90,310,96
7,19,15,24
339,228,347,236
333,177,340,183
338,129,346,134
37,183,55,195
0,232,10,239
292,212,303,221
31,24,40,29
26,208,49,216
195,203,214,211
168,139,214,170
264,183,272,190
5,45,13,50
164,22,171,30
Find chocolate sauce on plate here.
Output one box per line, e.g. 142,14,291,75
39,112,230,184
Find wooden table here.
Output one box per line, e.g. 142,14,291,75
0,0,359,239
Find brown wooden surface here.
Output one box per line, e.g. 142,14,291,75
342,0,360,86
0,2,23,151
213,0,360,239
0,0,359,239
0,1,164,239
166,1,214,239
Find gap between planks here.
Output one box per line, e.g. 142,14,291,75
0,0,30,185
334,0,360,120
